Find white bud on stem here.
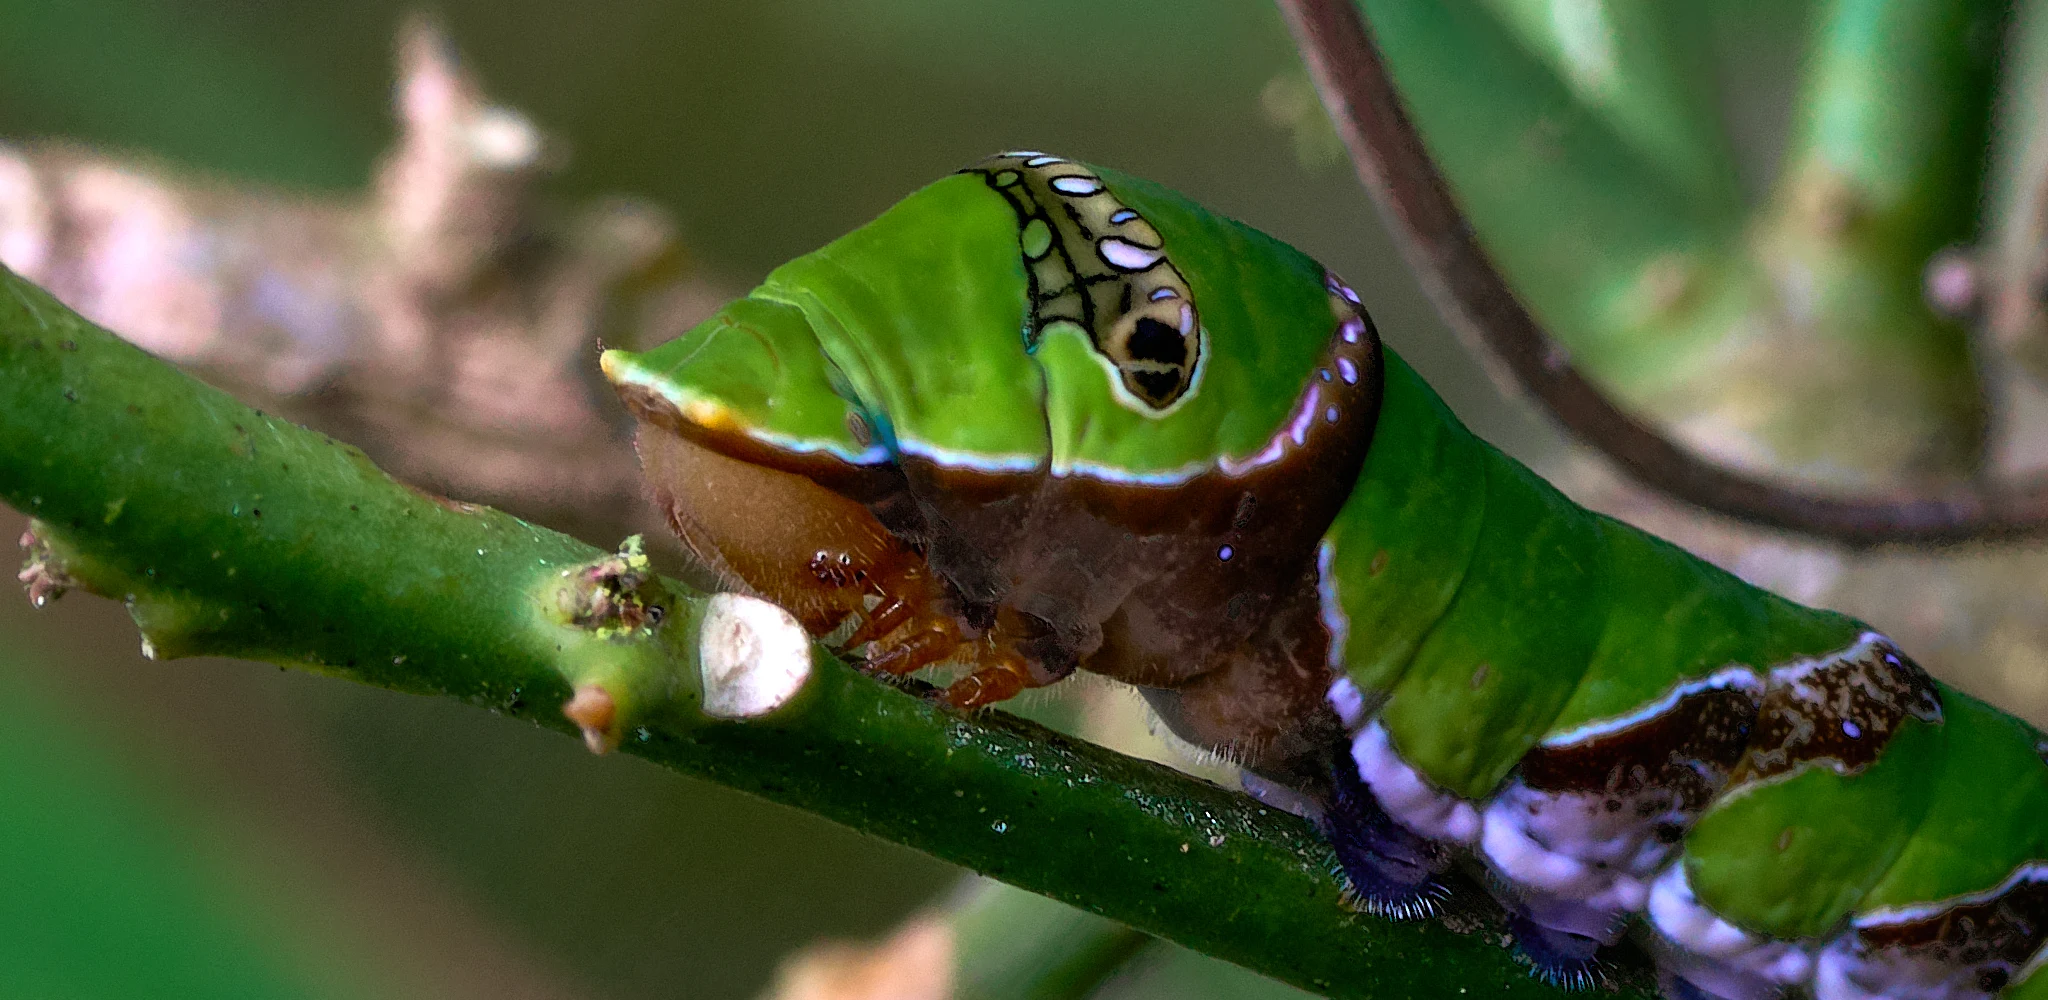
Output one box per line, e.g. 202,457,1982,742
699,593,812,719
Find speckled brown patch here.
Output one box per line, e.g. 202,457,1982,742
1734,635,1943,784
1517,678,1760,810
1853,869,2048,990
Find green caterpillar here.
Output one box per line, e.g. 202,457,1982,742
600,152,2048,1000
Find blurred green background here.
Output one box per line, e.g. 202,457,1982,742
0,2,1555,998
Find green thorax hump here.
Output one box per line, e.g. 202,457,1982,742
753,155,1347,483
756,172,1048,473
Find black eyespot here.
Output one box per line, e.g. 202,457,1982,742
1126,316,1188,366
1978,968,2009,993
1129,369,1182,404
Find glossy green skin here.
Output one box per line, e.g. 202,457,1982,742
1326,358,1856,801
1340,359,2048,949
603,161,2048,985
606,169,1337,483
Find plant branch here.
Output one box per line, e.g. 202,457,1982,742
0,265,1652,998
0,19,729,553
1278,0,2048,548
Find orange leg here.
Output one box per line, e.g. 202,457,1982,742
863,614,963,676
635,428,983,684
940,608,1070,709
825,555,971,678
842,591,918,651
942,648,1036,709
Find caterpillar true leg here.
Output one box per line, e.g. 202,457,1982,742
609,153,2048,1000
632,422,966,672
941,607,1075,709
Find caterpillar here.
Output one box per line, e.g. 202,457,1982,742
600,152,2048,1000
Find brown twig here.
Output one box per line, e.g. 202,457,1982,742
1276,0,2048,548
0,18,730,551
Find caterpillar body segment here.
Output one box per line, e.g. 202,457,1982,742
601,154,2048,998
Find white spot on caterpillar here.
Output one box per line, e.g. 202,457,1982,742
1049,175,1104,195
1337,357,1359,384
1025,155,1063,167
1325,271,1362,305
1098,238,1163,271
1147,286,1177,301
1112,209,1142,225
699,593,813,719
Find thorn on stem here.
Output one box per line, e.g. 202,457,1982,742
563,683,618,754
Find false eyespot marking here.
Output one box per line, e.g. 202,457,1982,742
965,151,1201,413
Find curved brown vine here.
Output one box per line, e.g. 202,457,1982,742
1275,0,2048,548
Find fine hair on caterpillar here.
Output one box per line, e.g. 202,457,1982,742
605,153,2048,1000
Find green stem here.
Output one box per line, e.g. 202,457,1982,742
1362,0,1741,387
1476,0,1739,210
1984,0,2048,377
1361,0,1997,485
1733,0,2002,479
0,265,1652,999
